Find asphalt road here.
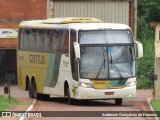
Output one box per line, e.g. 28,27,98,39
28,90,155,120
0,86,156,120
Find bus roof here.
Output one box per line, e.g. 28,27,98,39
43,17,102,24
19,17,131,30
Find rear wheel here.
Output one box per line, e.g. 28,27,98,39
32,81,38,99
28,81,34,98
31,81,50,100
115,98,122,105
30,81,40,99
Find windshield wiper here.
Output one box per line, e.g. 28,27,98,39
110,52,123,80
95,51,106,79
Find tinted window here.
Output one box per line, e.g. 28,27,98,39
36,30,44,51
19,28,69,53
30,29,37,51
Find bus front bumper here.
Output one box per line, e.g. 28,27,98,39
75,86,136,100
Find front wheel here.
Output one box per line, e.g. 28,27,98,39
115,98,122,105
67,87,74,105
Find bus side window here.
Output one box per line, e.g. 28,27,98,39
30,29,37,51
36,29,44,51
53,30,63,53
70,30,78,81
23,29,30,50
44,30,51,52
62,30,69,53
49,31,54,52
19,29,23,50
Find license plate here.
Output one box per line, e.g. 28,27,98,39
105,92,114,95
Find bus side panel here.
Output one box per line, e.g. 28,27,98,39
53,54,72,96
29,52,49,93
44,53,61,87
17,51,30,90
43,53,62,95
43,54,74,96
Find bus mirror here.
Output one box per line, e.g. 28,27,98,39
74,42,80,59
135,41,143,59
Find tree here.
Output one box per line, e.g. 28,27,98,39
137,0,160,40
138,0,160,22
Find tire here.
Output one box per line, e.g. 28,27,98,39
115,98,122,105
31,81,39,99
31,81,49,100
28,81,34,98
67,87,74,105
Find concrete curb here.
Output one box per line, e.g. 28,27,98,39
147,98,159,120
19,99,37,120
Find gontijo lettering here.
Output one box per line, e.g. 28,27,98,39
30,54,45,64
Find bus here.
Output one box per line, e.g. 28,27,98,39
17,17,143,105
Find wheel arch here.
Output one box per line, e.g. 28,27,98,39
31,76,36,83
64,80,69,97
25,75,30,91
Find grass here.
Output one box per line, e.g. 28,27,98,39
151,100,160,118
0,95,20,111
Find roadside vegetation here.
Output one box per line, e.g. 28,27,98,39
151,100,160,118
0,95,20,111
136,39,154,89
137,0,160,117
136,0,159,89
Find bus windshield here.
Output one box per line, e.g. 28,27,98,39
79,30,135,80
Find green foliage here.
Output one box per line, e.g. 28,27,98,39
138,0,160,22
137,0,159,40
136,39,154,89
137,17,154,40
136,1,157,89
151,100,160,118
0,95,20,111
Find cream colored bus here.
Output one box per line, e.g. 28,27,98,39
17,18,143,105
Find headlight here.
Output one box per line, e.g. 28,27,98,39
79,82,93,88
125,81,137,87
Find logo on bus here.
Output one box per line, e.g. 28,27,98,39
30,54,45,64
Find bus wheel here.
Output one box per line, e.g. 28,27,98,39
115,98,122,105
28,82,34,98
31,81,38,99
67,88,74,105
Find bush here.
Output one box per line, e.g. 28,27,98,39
136,39,154,89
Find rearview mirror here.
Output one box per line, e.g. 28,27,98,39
135,41,143,59
74,42,80,59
